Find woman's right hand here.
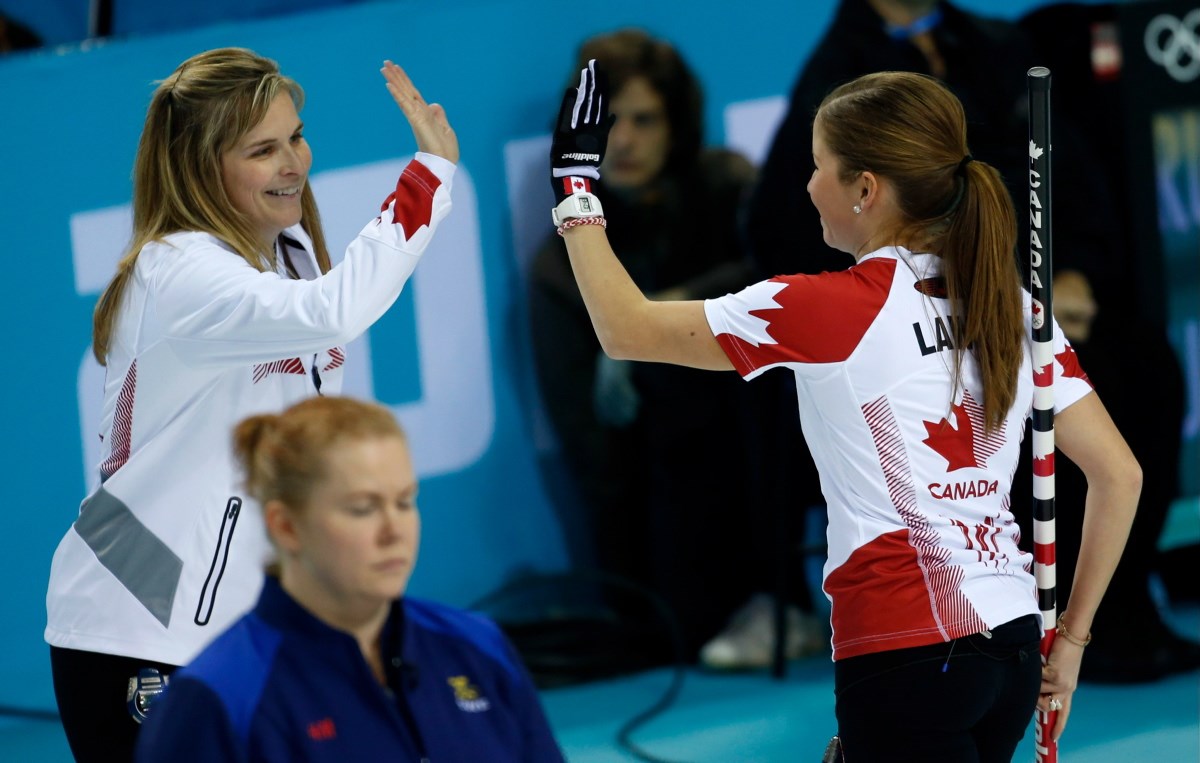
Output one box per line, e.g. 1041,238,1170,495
381,60,459,164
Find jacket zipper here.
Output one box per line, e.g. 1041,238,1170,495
194,497,241,626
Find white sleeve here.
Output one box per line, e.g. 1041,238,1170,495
150,157,454,366
1050,313,1095,415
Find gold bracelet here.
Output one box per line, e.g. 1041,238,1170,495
1056,612,1092,647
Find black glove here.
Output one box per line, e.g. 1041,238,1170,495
550,59,612,204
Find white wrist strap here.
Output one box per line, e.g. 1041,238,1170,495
552,190,604,227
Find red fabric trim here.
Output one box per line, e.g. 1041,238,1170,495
827,529,943,660
99,360,137,480
322,346,345,372
1056,345,1091,387
715,257,895,373
379,159,442,243
252,357,306,384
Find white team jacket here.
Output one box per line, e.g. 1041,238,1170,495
46,154,454,666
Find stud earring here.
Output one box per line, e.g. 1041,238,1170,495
853,204,862,214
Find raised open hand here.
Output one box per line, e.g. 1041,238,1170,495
550,59,612,201
381,60,458,164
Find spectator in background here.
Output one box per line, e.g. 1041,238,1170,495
0,10,42,53
135,396,564,762
45,49,457,761
1048,269,1199,683
529,28,825,668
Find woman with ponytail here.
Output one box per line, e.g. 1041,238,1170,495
550,66,1140,760
46,48,458,761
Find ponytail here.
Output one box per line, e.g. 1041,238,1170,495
941,160,1023,434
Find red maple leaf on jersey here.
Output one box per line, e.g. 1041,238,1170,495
923,402,980,471
1056,345,1091,384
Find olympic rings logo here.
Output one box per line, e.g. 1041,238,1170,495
1144,10,1200,83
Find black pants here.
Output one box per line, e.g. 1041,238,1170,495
834,615,1042,763
50,646,179,763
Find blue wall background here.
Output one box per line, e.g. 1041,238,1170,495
1,0,1184,715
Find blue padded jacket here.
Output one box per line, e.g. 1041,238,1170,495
135,576,565,762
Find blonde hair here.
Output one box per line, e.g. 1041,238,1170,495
817,72,1024,433
233,396,408,511
93,47,332,365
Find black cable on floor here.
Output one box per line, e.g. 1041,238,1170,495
614,658,688,763
470,570,694,763
0,704,60,721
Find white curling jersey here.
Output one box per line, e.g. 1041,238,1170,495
704,246,1093,660
47,155,454,667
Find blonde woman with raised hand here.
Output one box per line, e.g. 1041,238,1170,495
46,48,457,761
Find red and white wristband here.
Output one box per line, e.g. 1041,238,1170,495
557,216,607,236
552,182,606,237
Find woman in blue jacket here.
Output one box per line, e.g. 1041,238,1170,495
134,395,565,762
